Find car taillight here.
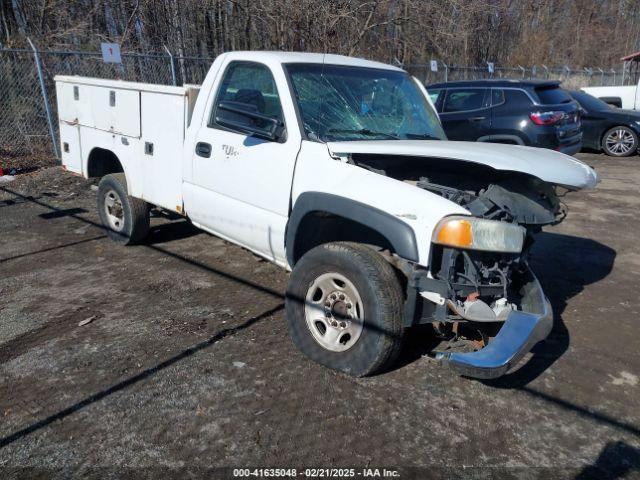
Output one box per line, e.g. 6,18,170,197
529,111,564,125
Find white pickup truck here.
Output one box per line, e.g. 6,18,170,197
54,51,598,379
583,78,640,110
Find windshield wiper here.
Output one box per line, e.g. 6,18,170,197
404,132,441,140
327,128,398,140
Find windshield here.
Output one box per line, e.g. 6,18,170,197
285,63,446,142
570,90,613,111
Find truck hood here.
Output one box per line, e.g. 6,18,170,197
326,140,598,189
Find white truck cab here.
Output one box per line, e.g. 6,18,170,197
55,51,598,379
583,78,640,110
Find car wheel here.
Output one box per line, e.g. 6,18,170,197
97,173,150,245
285,242,404,377
602,126,638,157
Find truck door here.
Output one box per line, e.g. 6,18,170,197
439,88,491,141
184,60,301,265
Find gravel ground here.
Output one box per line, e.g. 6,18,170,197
0,152,57,176
0,152,639,479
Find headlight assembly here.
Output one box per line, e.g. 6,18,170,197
433,216,525,253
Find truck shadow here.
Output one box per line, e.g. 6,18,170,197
575,441,640,479
395,231,616,386
145,217,202,245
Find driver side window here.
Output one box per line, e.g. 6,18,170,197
208,62,284,130
443,89,487,113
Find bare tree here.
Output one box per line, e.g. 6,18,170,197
1,0,638,68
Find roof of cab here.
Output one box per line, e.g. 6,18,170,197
427,79,561,89
219,51,404,71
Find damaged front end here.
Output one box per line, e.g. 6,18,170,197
351,154,566,379
435,266,552,379
406,250,552,379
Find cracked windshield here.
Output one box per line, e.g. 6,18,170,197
286,63,446,142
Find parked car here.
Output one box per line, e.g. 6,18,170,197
427,80,582,155
55,52,597,379
569,90,640,157
582,77,639,110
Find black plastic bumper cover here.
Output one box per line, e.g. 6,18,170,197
435,269,553,379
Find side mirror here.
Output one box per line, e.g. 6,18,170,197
215,101,284,141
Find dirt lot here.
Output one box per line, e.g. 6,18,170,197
0,152,639,479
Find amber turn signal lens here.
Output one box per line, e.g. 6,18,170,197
436,219,473,248
433,216,525,252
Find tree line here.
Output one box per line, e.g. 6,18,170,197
1,0,639,68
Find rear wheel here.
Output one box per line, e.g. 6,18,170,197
285,242,404,377
97,173,150,244
602,126,638,157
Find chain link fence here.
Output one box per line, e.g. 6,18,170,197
0,46,214,166
0,45,632,166
406,64,624,89
0,49,53,160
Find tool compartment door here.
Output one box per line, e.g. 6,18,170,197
139,91,185,211
58,122,82,174
56,81,141,137
86,86,140,137
56,81,79,124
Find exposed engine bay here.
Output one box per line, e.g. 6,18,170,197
351,154,566,227
350,154,567,329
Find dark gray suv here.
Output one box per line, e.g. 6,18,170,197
427,80,582,155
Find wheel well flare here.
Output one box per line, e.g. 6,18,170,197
286,192,419,266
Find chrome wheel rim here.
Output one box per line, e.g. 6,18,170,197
103,189,125,232
605,129,635,155
304,272,364,352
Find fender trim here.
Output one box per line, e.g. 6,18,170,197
286,191,419,266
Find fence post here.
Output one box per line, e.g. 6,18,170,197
164,45,177,86
442,62,448,83
584,67,593,85
27,38,59,161
486,61,494,79
541,64,549,79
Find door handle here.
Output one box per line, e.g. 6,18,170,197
469,116,486,121
195,142,212,158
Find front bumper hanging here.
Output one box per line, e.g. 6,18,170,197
435,270,553,379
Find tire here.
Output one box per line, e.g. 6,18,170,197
602,126,638,157
97,173,150,245
285,242,404,377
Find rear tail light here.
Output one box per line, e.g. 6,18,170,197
530,111,565,125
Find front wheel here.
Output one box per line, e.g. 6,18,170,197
97,173,150,245
285,242,404,377
602,126,638,157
